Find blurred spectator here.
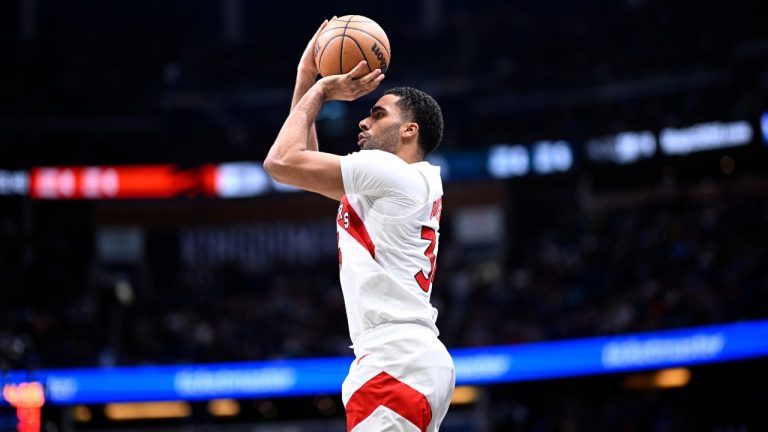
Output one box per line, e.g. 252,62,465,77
1,0,767,370
2,176,766,369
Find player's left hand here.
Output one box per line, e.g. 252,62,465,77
317,61,385,102
297,18,332,77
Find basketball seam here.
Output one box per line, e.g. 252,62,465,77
348,37,373,74
335,16,374,23
318,18,374,37
345,27,391,58
339,15,354,75
317,35,344,75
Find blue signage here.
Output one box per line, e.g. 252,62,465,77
4,320,768,405
762,112,768,144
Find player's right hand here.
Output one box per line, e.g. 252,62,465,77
317,61,385,102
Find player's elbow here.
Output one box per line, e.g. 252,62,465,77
263,155,283,181
263,154,296,184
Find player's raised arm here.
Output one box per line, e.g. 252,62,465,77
263,61,385,200
291,19,331,152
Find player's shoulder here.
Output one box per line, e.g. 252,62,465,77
351,149,407,165
344,150,418,178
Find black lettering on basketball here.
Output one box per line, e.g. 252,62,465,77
370,43,388,72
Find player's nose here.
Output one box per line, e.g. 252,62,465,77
358,118,369,131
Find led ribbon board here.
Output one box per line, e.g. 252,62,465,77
3,320,767,405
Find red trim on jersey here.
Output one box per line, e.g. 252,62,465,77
346,371,432,432
338,195,376,259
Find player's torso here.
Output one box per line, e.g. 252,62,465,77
336,170,443,343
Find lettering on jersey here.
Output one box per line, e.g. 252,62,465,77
430,196,443,222
337,202,350,229
337,195,376,259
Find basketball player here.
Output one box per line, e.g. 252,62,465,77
264,20,455,431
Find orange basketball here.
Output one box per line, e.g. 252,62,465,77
314,15,391,78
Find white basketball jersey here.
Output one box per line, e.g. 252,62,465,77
337,150,444,344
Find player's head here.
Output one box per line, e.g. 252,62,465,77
357,86,444,157
384,87,444,156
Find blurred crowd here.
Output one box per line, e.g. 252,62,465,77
2,2,767,431
1,3,767,432
1,176,766,370
441,182,768,348
2,0,765,166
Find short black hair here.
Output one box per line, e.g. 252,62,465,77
384,87,444,155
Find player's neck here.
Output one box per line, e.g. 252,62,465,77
395,142,424,164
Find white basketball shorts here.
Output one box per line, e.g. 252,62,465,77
341,323,456,432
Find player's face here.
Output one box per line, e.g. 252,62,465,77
357,94,404,153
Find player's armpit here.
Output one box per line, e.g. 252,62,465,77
263,150,344,201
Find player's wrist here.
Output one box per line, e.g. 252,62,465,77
296,65,318,80
314,80,330,102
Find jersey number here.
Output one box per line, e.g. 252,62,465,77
414,227,437,292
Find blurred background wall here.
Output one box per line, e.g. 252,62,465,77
1,0,768,431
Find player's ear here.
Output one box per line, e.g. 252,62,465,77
402,122,419,139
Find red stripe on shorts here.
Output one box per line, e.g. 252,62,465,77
338,195,375,259
357,353,372,365
346,371,432,432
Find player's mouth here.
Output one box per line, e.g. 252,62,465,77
358,133,367,146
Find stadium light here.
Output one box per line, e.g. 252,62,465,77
660,121,753,156
587,131,656,165
488,145,529,178
761,112,768,145
2,382,45,432
622,367,691,390
104,401,191,420
207,399,240,417
450,386,479,405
